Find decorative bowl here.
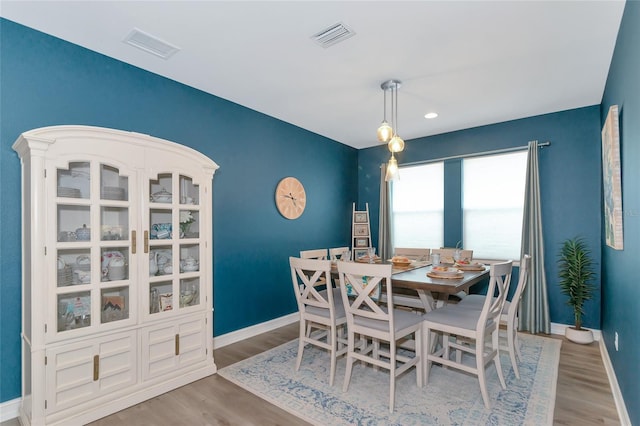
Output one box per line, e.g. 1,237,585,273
151,188,172,203
182,264,199,272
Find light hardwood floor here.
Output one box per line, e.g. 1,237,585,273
3,323,620,425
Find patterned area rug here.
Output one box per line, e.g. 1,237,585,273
219,333,561,425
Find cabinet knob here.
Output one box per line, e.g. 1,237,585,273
131,230,137,254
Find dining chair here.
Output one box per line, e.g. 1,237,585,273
300,248,328,260
300,249,330,285
422,260,513,409
337,261,423,413
394,247,430,261
458,254,531,378
290,256,347,386
329,247,350,261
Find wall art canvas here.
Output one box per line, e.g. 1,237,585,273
602,105,623,249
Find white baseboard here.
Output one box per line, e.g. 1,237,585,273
212,312,298,349
599,336,632,425
550,322,602,341
0,397,20,422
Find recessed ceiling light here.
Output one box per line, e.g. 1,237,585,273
424,112,438,119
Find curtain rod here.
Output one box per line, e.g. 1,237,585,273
400,140,551,168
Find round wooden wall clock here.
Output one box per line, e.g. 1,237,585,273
275,177,306,219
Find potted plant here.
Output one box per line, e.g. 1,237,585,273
557,237,596,344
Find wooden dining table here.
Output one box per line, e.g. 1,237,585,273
332,260,490,312
390,262,490,311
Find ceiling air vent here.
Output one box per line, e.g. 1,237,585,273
123,28,180,59
311,22,356,48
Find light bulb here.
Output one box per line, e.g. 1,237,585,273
388,135,405,153
377,121,393,142
385,155,400,181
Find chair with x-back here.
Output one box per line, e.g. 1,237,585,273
423,260,513,409
300,248,328,260
300,249,329,285
290,256,347,386
329,247,351,262
337,261,423,413
458,254,531,378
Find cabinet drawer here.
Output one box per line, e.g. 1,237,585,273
45,330,137,414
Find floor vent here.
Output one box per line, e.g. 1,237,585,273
311,22,356,48
123,28,180,59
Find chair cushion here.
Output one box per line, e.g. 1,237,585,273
354,307,422,332
306,288,346,319
423,305,484,331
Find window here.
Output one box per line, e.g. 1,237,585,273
463,151,527,259
391,162,444,249
390,150,527,260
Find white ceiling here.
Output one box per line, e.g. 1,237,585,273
1,1,626,149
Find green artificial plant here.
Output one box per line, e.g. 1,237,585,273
557,237,596,330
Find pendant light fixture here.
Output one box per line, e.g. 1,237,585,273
385,153,399,181
376,83,393,143
377,79,404,181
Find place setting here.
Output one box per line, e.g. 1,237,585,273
390,255,412,267
427,265,465,279
454,260,486,271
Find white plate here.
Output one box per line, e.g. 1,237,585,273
455,262,484,270
430,266,462,276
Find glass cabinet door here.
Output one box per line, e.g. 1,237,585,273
54,160,136,334
146,173,204,317
99,163,135,327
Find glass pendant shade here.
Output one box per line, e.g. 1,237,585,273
377,121,393,142
385,155,399,181
388,135,405,153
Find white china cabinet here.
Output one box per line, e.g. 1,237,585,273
13,125,219,425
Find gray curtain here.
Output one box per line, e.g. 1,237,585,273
520,140,551,334
378,163,393,260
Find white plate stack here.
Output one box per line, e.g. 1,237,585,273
57,265,73,286
58,187,81,198
101,186,126,200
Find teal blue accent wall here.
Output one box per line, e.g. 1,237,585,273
600,1,640,424
443,159,463,248
2,6,638,418
0,19,357,402
358,106,603,329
